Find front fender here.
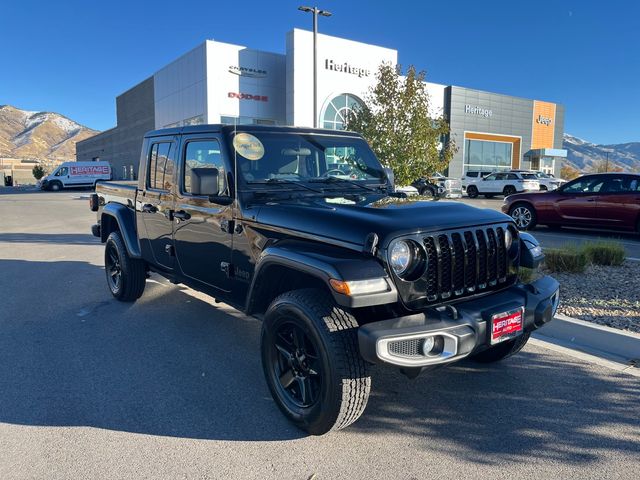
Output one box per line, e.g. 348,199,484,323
101,203,142,258
247,242,398,311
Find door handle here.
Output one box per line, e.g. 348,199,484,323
142,203,158,213
173,210,191,221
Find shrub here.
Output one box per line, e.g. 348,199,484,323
582,240,625,266
32,164,45,180
543,245,588,273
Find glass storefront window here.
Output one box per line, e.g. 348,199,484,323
464,139,513,172
322,94,364,130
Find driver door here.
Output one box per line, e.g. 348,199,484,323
173,136,234,293
554,176,604,225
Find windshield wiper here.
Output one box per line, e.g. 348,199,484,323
246,178,323,193
309,176,385,193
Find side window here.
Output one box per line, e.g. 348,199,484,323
467,172,478,178
602,176,627,193
56,167,68,177
507,173,518,180
484,174,496,181
563,177,605,194
631,178,640,192
183,139,226,195
147,142,173,191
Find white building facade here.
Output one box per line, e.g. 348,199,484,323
77,29,564,179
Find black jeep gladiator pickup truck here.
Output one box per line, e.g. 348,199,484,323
90,125,559,435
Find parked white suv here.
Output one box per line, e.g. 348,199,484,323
466,171,540,198
461,170,493,192
510,170,566,191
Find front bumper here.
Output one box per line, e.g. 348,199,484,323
358,275,559,367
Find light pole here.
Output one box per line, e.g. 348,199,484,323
298,5,332,128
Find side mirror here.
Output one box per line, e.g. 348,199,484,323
384,167,394,190
190,168,220,196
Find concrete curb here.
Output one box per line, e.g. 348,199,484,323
533,314,640,366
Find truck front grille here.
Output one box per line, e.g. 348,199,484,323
389,223,518,309
420,225,514,303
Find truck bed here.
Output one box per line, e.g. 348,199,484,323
96,181,137,207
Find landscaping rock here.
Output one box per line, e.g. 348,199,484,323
550,261,640,333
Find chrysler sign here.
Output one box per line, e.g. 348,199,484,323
228,65,267,78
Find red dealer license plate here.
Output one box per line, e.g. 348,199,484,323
490,307,524,344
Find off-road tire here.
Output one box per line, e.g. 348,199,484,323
261,288,371,435
467,185,478,198
503,185,517,196
510,202,537,230
105,231,146,302
470,333,531,363
50,181,62,191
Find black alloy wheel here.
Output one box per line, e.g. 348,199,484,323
540,185,548,191
271,321,322,408
104,231,146,301
467,185,479,198
261,289,371,435
106,241,122,293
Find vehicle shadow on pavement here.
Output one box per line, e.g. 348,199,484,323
359,353,640,466
0,259,303,442
0,233,99,245
1,258,639,456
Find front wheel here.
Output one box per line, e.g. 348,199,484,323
419,186,436,199
50,181,62,191
105,231,146,301
261,289,371,435
510,203,537,230
470,333,531,363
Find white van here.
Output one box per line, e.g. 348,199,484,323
42,161,112,191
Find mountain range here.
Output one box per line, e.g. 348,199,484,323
563,133,640,172
0,105,97,161
0,104,638,174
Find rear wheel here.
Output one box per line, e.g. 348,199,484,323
470,333,531,363
540,185,548,191
261,289,371,435
467,185,478,198
105,231,146,301
510,202,537,230
503,185,517,196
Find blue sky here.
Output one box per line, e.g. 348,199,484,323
2,0,638,145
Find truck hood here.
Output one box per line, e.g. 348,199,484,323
250,196,510,249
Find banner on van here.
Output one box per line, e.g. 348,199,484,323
70,165,110,176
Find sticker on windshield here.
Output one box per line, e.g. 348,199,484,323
233,133,264,161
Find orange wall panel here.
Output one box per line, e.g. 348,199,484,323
531,101,556,149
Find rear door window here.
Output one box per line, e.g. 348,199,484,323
147,142,173,191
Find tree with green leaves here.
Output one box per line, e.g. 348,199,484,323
346,63,456,187
32,164,45,180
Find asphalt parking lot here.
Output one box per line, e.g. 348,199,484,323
1,190,639,479
456,196,640,259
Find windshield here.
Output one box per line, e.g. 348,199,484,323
229,131,386,185
521,173,537,180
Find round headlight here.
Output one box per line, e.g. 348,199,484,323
389,240,413,276
505,228,513,250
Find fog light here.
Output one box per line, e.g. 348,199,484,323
421,337,435,355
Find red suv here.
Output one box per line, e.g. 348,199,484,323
502,173,640,232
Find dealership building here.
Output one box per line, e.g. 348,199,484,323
77,29,566,180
